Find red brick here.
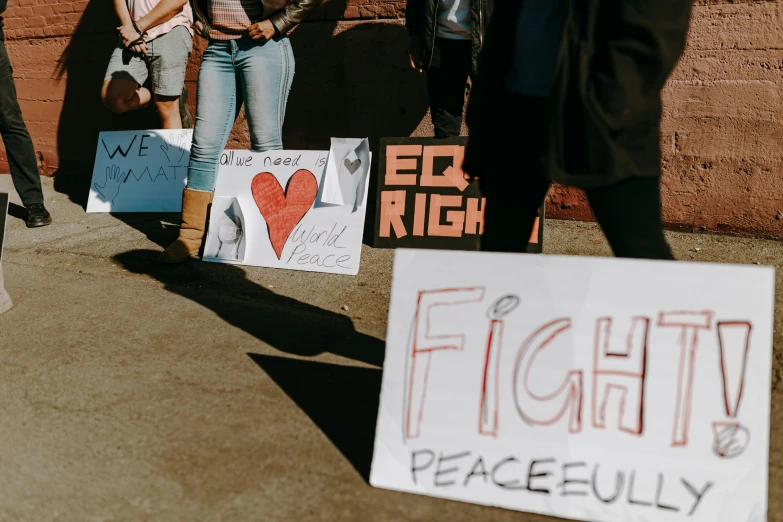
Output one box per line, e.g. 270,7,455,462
672,118,783,159
64,12,82,24
30,4,53,16
52,3,73,13
8,6,33,17
24,16,47,28
71,0,90,12
663,80,782,121
688,2,783,51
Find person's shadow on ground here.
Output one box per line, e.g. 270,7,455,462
113,249,384,367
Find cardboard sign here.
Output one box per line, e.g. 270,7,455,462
374,137,543,252
203,149,372,276
87,129,192,212
0,192,8,263
371,249,774,522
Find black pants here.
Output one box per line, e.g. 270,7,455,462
426,38,472,139
0,41,43,207
480,93,674,260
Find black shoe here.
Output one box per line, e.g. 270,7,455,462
26,203,52,228
180,83,193,129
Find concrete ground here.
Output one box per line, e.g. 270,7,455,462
0,175,781,522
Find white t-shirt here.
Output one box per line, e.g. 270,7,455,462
436,0,471,40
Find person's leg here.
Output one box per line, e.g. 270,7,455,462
481,177,549,253
426,38,471,138
154,95,182,129
585,177,674,260
237,36,295,151
148,26,193,129
0,41,51,226
101,79,152,113
159,40,240,263
480,93,550,252
186,41,242,193
101,46,151,113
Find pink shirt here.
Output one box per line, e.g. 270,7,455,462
127,0,194,41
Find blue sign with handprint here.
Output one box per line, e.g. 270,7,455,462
87,129,193,212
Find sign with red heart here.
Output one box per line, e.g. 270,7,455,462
202,149,372,275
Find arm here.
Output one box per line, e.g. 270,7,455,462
189,0,211,38
118,0,188,47
405,0,425,36
135,0,188,33
115,0,149,54
267,0,324,37
114,0,132,26
405,0,425,71
590,0,693,127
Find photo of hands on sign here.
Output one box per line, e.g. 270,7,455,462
203,197,246,263
319,137,371,210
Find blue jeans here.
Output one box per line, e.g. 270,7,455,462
187,37,295,192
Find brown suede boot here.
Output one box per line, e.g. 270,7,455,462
158,188,214,264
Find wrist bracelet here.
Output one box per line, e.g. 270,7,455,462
132,20,146,37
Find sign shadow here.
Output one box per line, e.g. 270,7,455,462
247,353,382,482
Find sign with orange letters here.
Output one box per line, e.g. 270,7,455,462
374,137,543,252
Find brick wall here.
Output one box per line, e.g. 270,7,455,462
1,0,782,237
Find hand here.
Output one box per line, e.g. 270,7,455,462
193,20,205,35
408,35,423,72
118,22,144,48
248,20,277,42
129,42,148,56
94,165,127,203
160,131,189,163
408,53,423,73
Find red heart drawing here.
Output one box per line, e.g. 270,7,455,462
251,169,318,259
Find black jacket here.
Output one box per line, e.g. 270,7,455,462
406,0,493,77
0,0,7,41
464,0,693,188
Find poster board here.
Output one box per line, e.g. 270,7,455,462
203,149,371,276
370,249,774,522
374,137,543,252
86,129,192,212
0,192,8,263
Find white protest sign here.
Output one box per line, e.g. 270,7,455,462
371,249,774,522
203,149,372,275
87,129,191,212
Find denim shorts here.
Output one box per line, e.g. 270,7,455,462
104,25,193,96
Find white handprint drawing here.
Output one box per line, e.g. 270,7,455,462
160,131,190,163
93,165,127,204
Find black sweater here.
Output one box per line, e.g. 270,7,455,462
0,0,7,40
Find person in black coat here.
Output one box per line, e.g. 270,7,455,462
464,0,693,259
0,0,52,228
406,0,492,138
